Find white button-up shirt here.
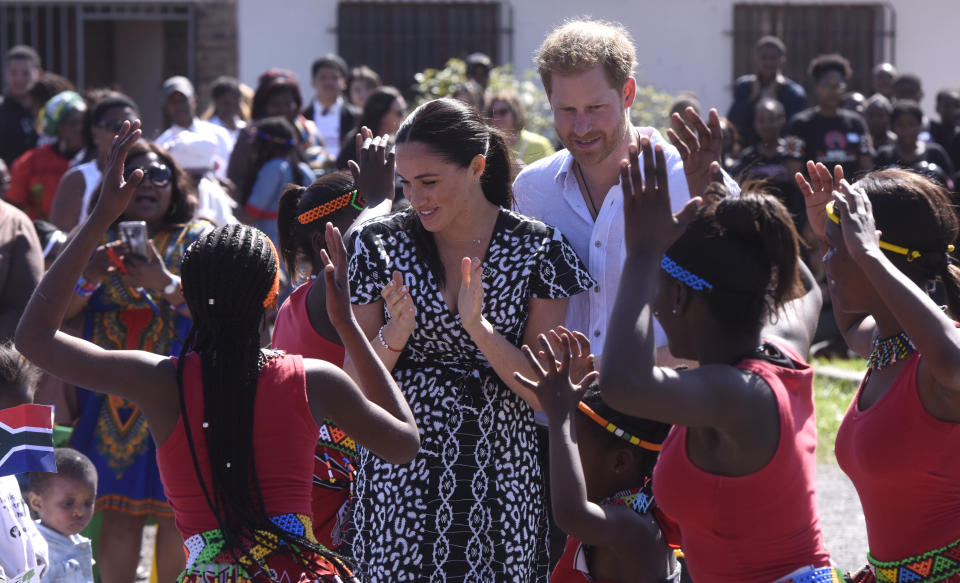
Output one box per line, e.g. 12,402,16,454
312,97,344,158
514,127,739,360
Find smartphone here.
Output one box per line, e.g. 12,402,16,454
118,221,149,259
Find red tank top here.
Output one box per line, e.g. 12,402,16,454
272,279,354,548
551,536,617,583
652,342,830,582
272,280,346,366
835,352,960,560
157,352,318,538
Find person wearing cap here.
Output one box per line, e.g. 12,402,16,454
465,51,493,90
155,76,233,181
4,90,86,221
303,54,359,161
0,45,43,166
727,36,807,147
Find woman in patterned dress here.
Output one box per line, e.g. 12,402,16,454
346,98,595,582
62,139,213,582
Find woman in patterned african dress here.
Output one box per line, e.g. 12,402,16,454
63,139,212,582
346,98,595,582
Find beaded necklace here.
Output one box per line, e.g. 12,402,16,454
867,331,916,371
601,477,655,515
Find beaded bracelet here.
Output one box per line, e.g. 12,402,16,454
377,324,404,353
74,276,100,298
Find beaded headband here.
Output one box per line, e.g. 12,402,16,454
577,402,663,451
825,200,955,261
263,236,280,310
661,255,713,291
297,189,365,225
255,130,296,147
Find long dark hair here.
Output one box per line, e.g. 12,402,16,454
277,173,361,277
241,117,309,204
854,168,960,315
356,86,403,136
250,69,303,122
394,98,513,286
666,192,803,334
176,225,352,580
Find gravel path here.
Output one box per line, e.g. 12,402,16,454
816,462,869,572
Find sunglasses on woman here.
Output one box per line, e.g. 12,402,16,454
123,163,172,187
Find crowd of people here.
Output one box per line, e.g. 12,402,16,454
0,15,957,583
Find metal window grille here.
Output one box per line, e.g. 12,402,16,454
732,3,896,95
337,1,505,95
0,3,195,90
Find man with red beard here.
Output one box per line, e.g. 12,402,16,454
513,19,739,367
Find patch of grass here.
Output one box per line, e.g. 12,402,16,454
812,356,867,372
813,371,860,464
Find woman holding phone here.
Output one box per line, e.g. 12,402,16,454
64,139,213,583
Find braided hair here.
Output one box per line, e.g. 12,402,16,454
176,224,352,580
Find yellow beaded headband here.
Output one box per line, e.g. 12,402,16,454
825,200,955,261
577,402,663,451
297,189,365,225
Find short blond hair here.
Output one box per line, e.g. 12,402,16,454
536,19,636,97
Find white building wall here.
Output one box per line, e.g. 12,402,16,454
237,0,959,117
237,0,338,107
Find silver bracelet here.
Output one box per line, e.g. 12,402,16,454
377,324,403,353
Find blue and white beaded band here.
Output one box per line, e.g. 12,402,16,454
661,255,713,291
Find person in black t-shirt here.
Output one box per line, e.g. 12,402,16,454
863,93,896,151
930,89,960,153
784,53,873,180
0,46,42,166
871,62,897,100
727,36,807,147
875,100,954,185
733,98,805,228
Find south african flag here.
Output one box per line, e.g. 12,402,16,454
0,404,55,476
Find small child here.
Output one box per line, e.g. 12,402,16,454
516,329,680,583
0,342,48,580
27,449,96,583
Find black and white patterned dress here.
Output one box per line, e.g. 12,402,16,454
347,207,595,583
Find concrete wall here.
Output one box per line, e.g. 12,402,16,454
237,0,338,107
237,0,959,117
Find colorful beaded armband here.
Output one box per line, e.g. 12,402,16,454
74,276,100,298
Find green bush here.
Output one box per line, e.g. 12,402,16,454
412,58,675,145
